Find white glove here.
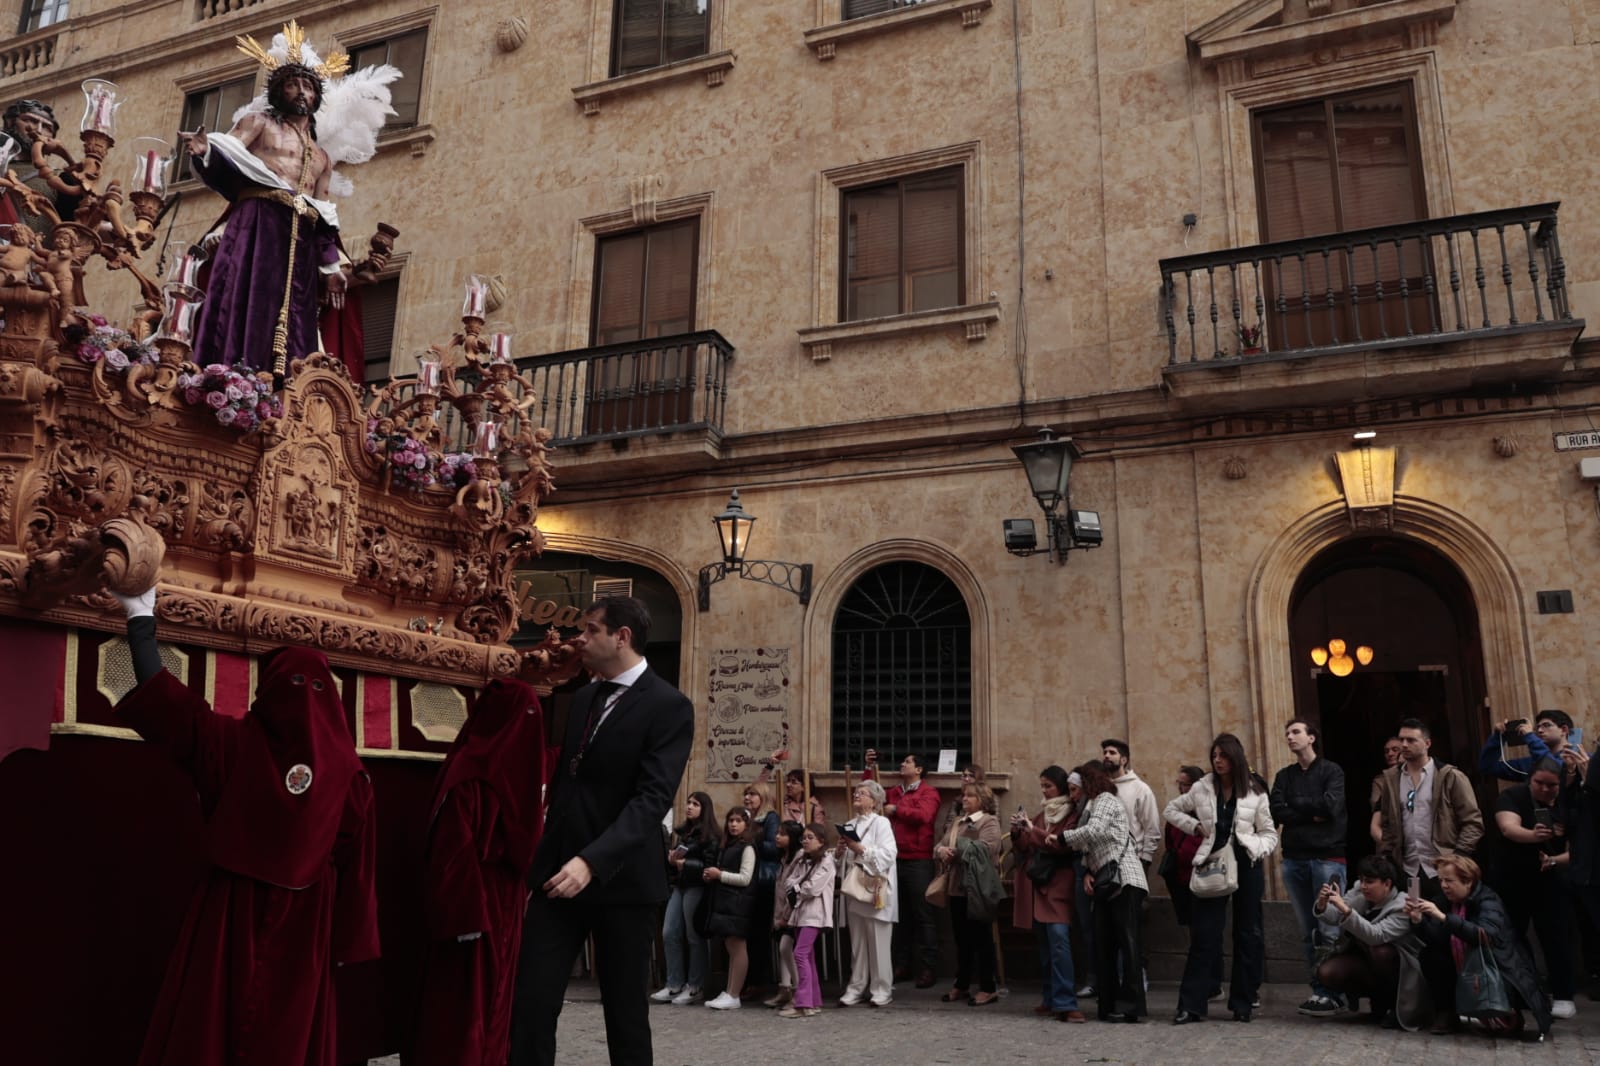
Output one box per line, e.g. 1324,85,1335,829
113,586,156,619
456,932,482,943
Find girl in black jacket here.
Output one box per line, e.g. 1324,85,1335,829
1408,854,1551,1040
703,808,757,1009
652,792,720,1004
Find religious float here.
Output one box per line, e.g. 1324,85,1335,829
0,40,579,1065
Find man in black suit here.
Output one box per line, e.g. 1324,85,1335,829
510,596,693,1066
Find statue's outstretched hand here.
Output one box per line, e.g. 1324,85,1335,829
113,586,156,619
178,126,208,159
323,269,347,311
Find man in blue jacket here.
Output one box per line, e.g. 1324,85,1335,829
1479,711,1574,781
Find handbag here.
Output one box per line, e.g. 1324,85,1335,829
1456,931,1511,1017
842,863,888,909
925,868,951,907
1026,849,1070,888
1190,844,1239,899
1090,831,1134,900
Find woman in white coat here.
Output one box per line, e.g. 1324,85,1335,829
837,779,899,1007
1165,732,1279,1024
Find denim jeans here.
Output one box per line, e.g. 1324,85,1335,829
1036,921,1078,1012
662,884,706,990
1282,857,1347,999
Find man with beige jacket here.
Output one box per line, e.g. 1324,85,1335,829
1372,717,1483,901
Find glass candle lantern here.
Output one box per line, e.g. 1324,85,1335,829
130,137,171,195
80,80,123,137
462,275,490,319
416,358,442,396
472,420,500,458
155,283,203,345
165,249,205,289
0,133,18,174
490,332,513,364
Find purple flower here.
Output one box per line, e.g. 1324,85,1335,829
225,384,244,402
78,346,102,363
105,349,130,370
205,391,228,409
215,406,237,425
203,363,227,377
184,387,202,404
235,411,256,431
364,439,380,454
413,454,428,470
257,401,274,418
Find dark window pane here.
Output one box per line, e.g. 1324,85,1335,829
594,220,697,345
842,167,963,321
351,28,429,129
176,75,256,182
843,0,895,19
20,0,69,34
613,0,708,76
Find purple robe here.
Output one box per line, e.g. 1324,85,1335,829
191,145,339,374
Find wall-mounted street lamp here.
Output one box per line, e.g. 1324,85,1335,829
697,489,814,612
1003,428,1103,564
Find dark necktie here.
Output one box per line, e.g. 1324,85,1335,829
570,681,622,776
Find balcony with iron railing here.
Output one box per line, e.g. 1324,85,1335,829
1158,203,1585,411
440,330,735,481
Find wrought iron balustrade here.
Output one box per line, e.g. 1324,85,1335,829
440,331,733,450
1160,203,1572,366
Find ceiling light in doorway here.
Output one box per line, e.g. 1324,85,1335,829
1353,430,1377,442
1309,637,1375,675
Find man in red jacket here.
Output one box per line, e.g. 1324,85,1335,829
867,749,942,987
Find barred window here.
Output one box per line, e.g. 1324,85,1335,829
830,561,971,770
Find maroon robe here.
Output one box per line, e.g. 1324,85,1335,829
411,679,545,1066
116,650,379,1066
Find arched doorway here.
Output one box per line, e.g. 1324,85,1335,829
1288,535,1488,864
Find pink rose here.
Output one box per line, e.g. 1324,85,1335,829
184,387,202,404
205,391,228,409
215,406,237,425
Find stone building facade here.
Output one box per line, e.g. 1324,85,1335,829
5,0,1599,894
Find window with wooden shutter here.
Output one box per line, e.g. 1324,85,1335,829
587,219,699,434
841,166,964,322
612,0,710,77
1252,83,1427,348
360,276,400,384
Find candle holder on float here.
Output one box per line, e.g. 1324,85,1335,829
362,279,553,514
125,137,173,249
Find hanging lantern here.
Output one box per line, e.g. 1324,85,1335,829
1310,646,1329,667
1356,645,1374,666
1328,654,1355,677
1327,638,1347,657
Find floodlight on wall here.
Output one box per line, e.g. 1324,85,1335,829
697,489,813,612
1002,428,1102,564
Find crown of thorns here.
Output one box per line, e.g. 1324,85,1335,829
235,20,349,81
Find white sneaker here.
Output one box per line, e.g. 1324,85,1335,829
706,991,742,1010
1552,999,1577,1019
671,986,702,1006
649,986,681,1003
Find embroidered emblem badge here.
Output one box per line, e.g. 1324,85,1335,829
286,763,314,794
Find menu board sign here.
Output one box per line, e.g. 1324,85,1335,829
705,647,791,782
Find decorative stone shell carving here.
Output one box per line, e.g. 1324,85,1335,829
1492,433,1520,458
1223,456,1247,480
483,274,508,314
495,16,529,53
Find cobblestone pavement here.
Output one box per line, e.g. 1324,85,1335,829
374,980,1600,1065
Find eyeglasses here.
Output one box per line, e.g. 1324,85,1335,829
1405,788,1417,813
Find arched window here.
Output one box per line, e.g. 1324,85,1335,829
830,561,971,770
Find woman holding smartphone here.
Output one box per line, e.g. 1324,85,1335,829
652,792,720,1005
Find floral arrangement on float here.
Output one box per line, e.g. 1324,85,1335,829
73,315,158,370
179,364,282,432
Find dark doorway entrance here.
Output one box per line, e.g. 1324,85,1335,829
1289,536,1487,866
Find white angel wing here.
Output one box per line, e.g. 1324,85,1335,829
316,63,402,169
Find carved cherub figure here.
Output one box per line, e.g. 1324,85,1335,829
0,223,53,296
